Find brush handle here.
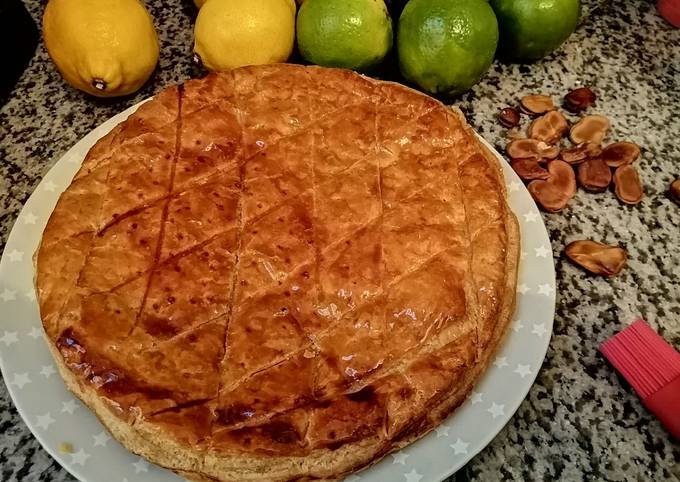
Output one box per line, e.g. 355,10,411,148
643,376,680,439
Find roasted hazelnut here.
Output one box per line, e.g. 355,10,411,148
564,87,596,112
498,107,520,128
528,160,577,212
613,164,644,205
600,141,641,167
570,115,610,144
561,143,602,165
511,158,550,181
528,110,569,144
565,240,627,277
577,158,612,192
506,138,560,161
520,95,555,116
670,179,680,205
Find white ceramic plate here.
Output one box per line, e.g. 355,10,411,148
0,102,555,482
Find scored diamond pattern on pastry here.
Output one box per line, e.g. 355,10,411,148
33,65,521,480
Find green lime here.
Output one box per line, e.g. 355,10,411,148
296,0,393,71
397,0,499,96
490,0,580,61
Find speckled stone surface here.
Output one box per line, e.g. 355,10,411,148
1,0,679,481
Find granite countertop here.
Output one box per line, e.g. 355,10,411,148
1,0,679,480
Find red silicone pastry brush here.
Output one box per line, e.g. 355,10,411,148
600,319,680,439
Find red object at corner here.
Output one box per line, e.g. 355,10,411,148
600,320,680,440
658,0,680,27
643,377,680,439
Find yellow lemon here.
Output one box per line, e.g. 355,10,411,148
42,0,159,97
194,0,296,72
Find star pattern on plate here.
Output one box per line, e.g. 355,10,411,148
1,331,19,347
93,430,111,447
513,319,524,332
29,327,43,339
537,283,554,297
391,452,409,465
514,364,532,378
532,323,548,337
0,136,556,482
487,403,505,419
61,399,78,414
22,212,37,225
11,373,31,389
1,289,17,302
404,469,423,482
523,211,539,223
6,249,23,262
516,284,530,295
469,391,483,405
70,448,90,466
450,438,470,455
133,458,149,473
493,356,508,369
35,412,55,430
43,180,58,192
534,245,550,258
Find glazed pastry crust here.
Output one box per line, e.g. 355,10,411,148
36,64,519,481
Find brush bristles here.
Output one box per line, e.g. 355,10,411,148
600,320,680,399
